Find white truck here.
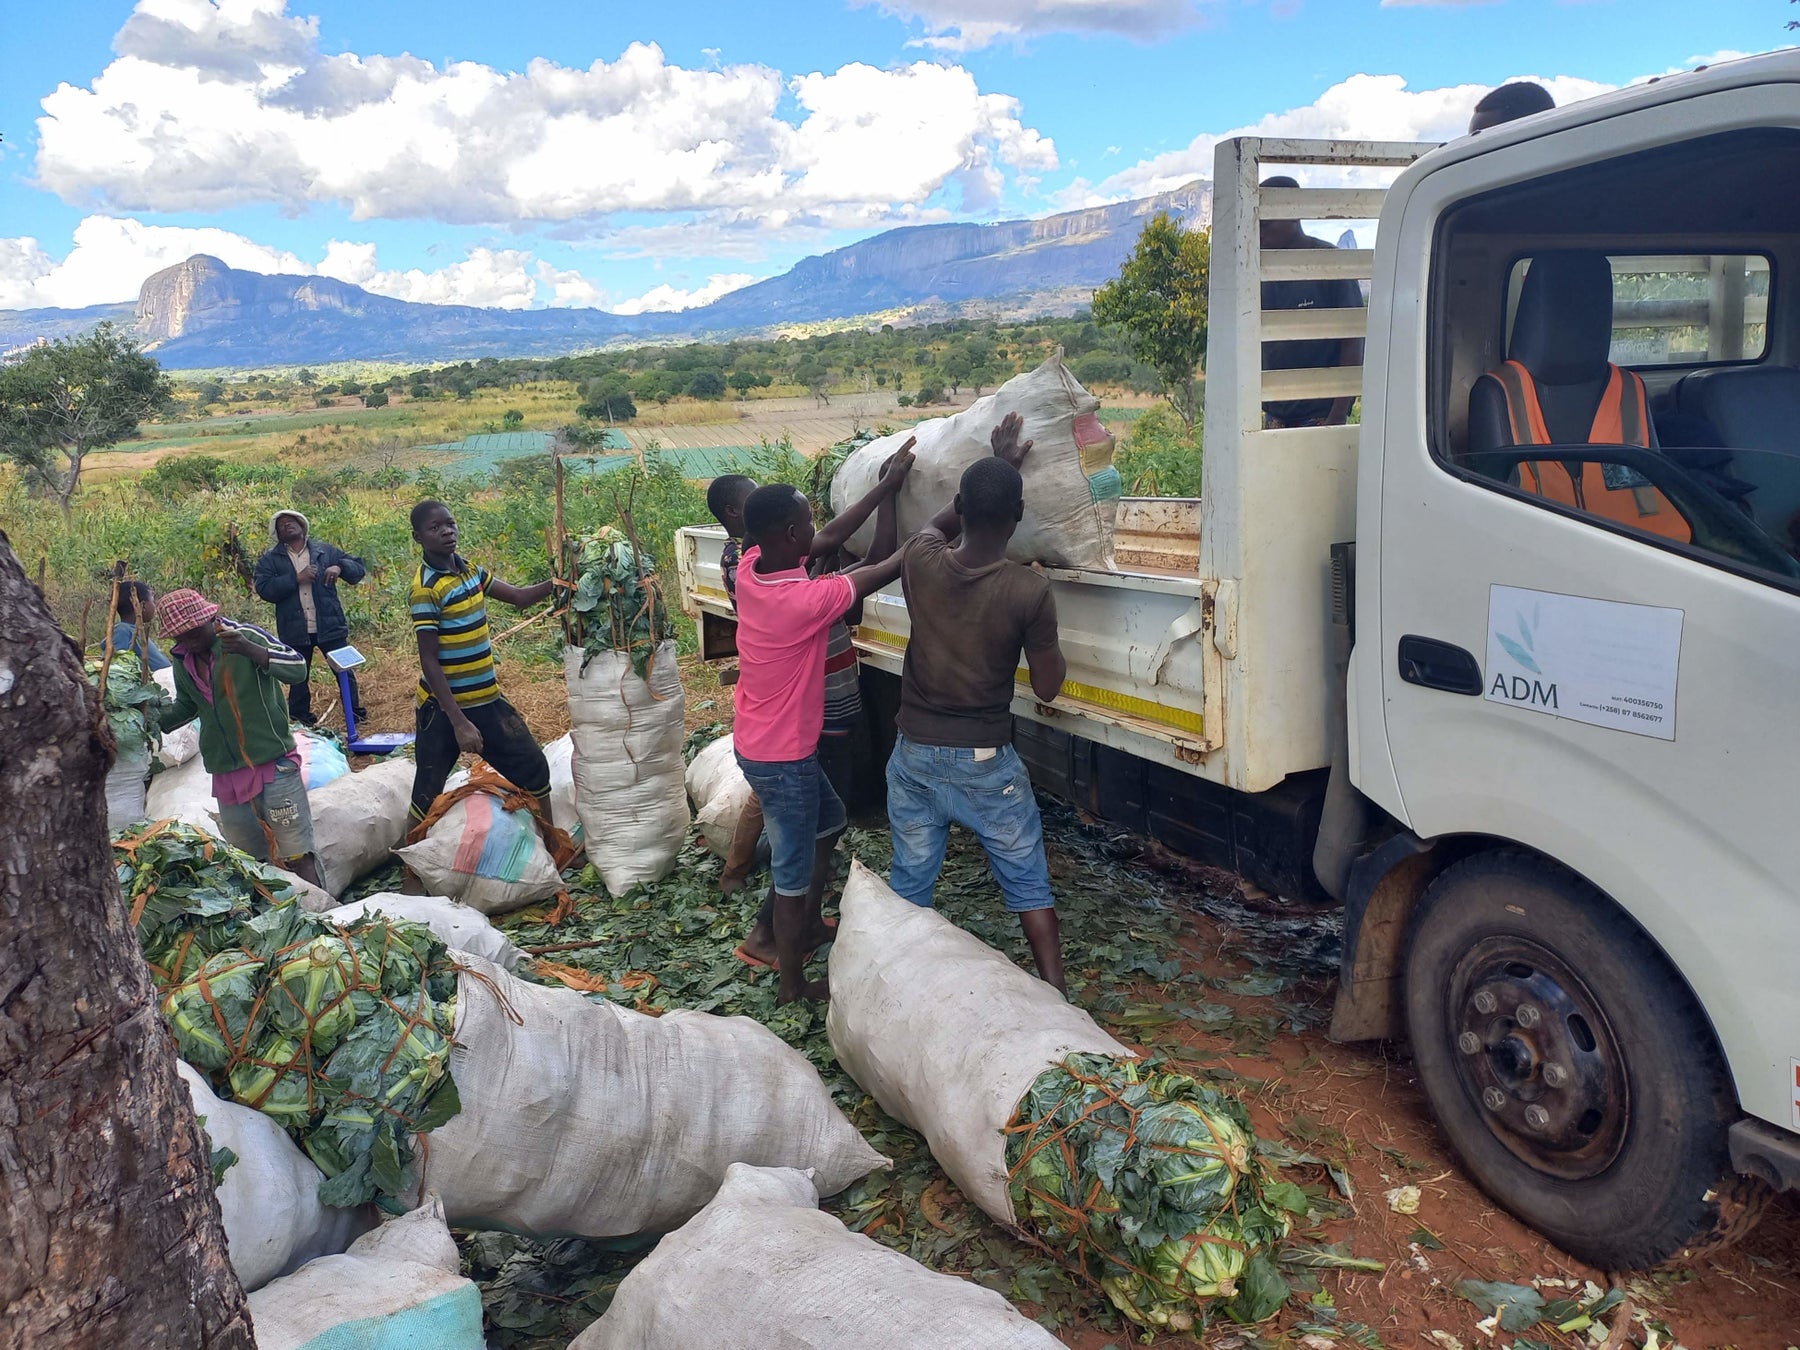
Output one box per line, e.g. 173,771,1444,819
678,50,1800,1268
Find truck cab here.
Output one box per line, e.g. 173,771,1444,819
676,49,1800,1268
1340,53,1800,1269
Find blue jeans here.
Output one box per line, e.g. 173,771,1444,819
885,735,1055,914
736,751,847,896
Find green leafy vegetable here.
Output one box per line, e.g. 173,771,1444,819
1455,1278,1548,1332
122,822,464,1210
1005,1053,1295,1332
87,650,166,760
567,525,672,679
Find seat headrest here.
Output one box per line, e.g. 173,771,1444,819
1509,252,1615,385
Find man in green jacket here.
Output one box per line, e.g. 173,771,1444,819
155,588,325,889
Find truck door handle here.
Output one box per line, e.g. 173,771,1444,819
1397,635,1483,696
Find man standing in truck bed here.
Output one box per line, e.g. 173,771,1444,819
886,412,1070,992
1259,174,1366,429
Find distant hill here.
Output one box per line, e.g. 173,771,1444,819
0,181,1211,369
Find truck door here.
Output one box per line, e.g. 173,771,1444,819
1373,114,1800,1140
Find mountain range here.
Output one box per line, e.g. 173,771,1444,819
0,180,1211,369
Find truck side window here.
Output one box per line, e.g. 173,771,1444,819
1430,128,1800,592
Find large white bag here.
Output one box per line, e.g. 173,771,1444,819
414,953,888,1238
831,354,1121,570
152,667,201,768
329,893,526,970
145,754,218,834
573,1164,1063,1350
685,732,754,858
309,758,414,896
684,733,737,809
177,1063,369,1292
246,1195,483,1350
393,791,562,915
566,643,689,896
827,862,1132,1226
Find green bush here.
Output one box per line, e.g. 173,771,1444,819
1114,404,1203,497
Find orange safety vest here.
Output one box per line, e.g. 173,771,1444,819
1489,360,1692,543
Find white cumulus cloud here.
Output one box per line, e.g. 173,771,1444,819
35,2,1056,237
611,273,757,316
1070,70,1615,205
859,0,1206,49
0,216,309,309
0,216,591,311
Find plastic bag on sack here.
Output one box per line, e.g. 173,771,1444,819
827,861,1130,1224
294,729,351,791
177,1063,371,1292
412,952,888,1238
544,732,583,843
105,744,152,832
329,893,525,970
245,1194,484,1350
572,1164,1063,1350
152,666,200,768
830,354,1120,570
566,642,689,896
684,732,737,809
394,791,563,915
309,758,414,896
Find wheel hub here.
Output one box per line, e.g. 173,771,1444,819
1449,938,1629,1179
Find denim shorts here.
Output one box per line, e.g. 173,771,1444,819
735,750,847,896
885,735,1055,914
215,757,316,864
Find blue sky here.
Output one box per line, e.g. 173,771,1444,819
0,0,1783,314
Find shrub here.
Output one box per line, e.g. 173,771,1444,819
1114,404,1203,497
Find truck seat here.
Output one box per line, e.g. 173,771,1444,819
1467,252,1637,456
1674,366,1800,455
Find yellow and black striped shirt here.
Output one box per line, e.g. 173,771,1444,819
410,557,499,707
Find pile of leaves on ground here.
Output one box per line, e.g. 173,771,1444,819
479,800,1377,1347
120,821,462,1210
88,649,166,759
566,525,672,678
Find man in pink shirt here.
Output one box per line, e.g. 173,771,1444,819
734,467,911,1004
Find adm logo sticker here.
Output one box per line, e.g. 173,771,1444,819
1485,586,1682,741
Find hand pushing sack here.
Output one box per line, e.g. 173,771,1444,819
412,953,888,1238
572,1164,1063,1350
829,353,1121,569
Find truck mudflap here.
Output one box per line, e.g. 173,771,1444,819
1328,832,1438,1043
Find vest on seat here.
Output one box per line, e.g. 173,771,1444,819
1468,252,1690,543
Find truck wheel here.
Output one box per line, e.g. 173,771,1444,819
1404,850,1765,1269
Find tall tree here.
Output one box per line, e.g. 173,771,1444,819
0,532,252,1349
1091,213,1211,427
0,323,172,512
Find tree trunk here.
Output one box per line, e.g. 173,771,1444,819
0,530,253,1349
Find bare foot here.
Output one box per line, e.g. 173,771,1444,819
777,975,830,1006
738,922,778,967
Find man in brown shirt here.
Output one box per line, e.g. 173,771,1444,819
886,413,1070,990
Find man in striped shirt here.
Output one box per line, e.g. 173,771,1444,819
408,499,557,825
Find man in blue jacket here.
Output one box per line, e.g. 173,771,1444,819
254,509,367,725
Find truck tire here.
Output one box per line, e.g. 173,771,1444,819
1404,850,1766,1269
